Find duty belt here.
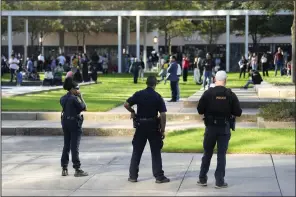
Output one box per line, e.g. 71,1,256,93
138,117,157,121
64,116,76,120
63,115,83,120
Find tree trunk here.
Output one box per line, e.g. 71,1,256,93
59,30,65,54
292,0,296,83
164,30,168,53
168,35,172,55
83,32,86,54
76,32,79,53
30,35,34,47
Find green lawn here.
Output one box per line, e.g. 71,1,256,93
163,128,295,154
263,71,294,85
1,71,293,112
2,73,199,112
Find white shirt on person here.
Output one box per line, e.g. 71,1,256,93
8,58,19,70
44,71,53,79
38,55,45,62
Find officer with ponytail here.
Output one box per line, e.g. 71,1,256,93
60,77,88,177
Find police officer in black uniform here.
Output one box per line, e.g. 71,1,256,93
124,76,170,183
60,77,88,177
197,70,242,188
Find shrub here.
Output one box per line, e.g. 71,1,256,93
259,101,295,122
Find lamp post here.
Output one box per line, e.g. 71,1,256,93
39,36,43,55
153,36,161,69
153,36,158,45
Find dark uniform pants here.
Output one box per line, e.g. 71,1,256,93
170,81,178,101
133,70,139,84
61,119,82,169
199,125,231,184
129,122,164,179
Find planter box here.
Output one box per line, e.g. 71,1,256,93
257,117,295,129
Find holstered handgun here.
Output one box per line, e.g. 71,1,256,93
229,116,236,131
133,114,139,128
77,114,84,127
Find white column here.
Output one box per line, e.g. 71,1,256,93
153,29,159,53
245,14,249,59
24,19,29,61
143,18,147,71
226,14,230,72
118,16,122,73
8,15,12,58
126,18,130,55
136,15,140,60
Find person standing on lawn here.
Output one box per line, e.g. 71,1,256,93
124,76,170,184
197,70,242,189
60,77,88,177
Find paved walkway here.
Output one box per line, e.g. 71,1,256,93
2,136,295,196
1,82,94,97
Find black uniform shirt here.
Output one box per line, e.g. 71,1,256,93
127,87,167,118
60,92,86,117
197,86,242,118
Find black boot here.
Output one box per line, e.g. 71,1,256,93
74,168,88,177
215,182,228,189
197,176,207,186
155,176,170,184
128,177,138,183
62,168,68,176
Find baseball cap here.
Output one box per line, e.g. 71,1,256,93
215,71,227,81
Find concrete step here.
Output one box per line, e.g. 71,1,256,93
1,120,258,136
1,109,259,122
1,81,43,86
183,98,295,108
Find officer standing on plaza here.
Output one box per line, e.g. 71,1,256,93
124,76,170,183
197,70,242,188
60,77,88,177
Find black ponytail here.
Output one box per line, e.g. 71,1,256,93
63,77,74,91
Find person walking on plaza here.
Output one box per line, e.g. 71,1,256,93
261,53,269,77
124,76,170,184
81,54,89,82
251,53,258,71
238,55,248,79
167,56,179,102
37,52,45,72
60,77,88,177
274,47,284,76
202,53,214,90
197,71,242,189
130,58,141,84
182,55,190,82
8,54,19,82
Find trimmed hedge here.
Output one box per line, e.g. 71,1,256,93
259,101,295,122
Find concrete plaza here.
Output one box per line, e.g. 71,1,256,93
2,136,295,196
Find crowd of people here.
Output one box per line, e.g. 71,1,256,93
1,49,114,86
1,47,292,93
238,47,292,79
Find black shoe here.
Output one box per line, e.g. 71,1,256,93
128,177,138,183
62,169,68,176
215,182,228,189
155,176,170,184
168,99,176,102
74,169,88,177
197,180,207,186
